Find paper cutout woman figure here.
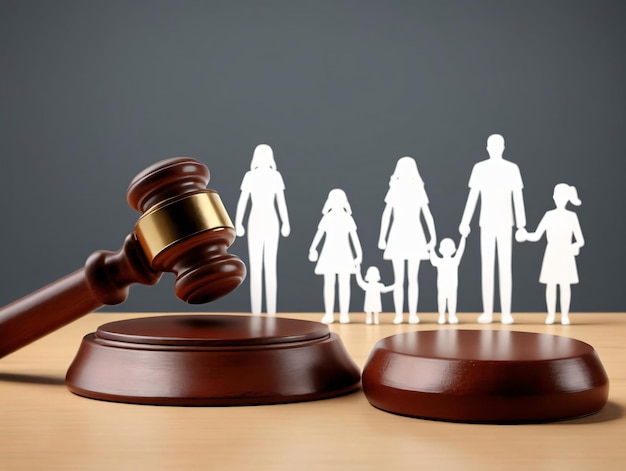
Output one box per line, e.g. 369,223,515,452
235,144,290,316
355,265,394,325
459,134,526,325
309,189,363,324
429,235,466,325
378,157,436,324
516,184,584,325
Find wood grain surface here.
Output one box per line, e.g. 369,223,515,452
0,312,624,470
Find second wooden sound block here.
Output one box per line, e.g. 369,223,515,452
362,330,609,423
66,315,361,405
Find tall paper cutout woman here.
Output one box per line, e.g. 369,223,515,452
378,157,436,324
235,144,290,316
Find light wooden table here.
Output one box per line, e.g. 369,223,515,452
1,312,624,470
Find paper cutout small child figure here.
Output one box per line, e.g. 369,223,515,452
516,184,584,325
429,236,466,325
309,189,363,324
355,265,394,325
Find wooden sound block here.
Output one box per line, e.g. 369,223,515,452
362,330,609,423
66,315,361,405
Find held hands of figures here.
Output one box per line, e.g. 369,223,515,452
426,238,436,251
378,239,386,250
459,223,471,237
308,249,318,262
515,228,528,243
236,224,246,237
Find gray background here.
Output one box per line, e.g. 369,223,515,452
1,0,624,314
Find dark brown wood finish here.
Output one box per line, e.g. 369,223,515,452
66,315,361,405
0,158,245,359
362,330,609,423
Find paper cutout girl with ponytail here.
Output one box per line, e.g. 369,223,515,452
309,189,363,324
516,183,584,325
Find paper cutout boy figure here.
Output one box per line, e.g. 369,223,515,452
235,144,290,316
378,157,436,325
459,134,526,325
309,189,363,324
517,184,584,325
355,265,394,325
429,236,466,325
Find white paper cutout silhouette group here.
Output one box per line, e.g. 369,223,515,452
235,137,584,325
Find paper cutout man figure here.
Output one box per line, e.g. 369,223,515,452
459,134,526,325
379,157,436,324
235,144,290,316
517,184,584,325
430,236,466,325
309,189,363,324
355,265,394,325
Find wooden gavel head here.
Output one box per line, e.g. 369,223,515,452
0,157,246,359
127,157,246,303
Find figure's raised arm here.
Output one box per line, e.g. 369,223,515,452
381,283,395,294
453,235,467,262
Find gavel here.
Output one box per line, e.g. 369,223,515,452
0,157,246,358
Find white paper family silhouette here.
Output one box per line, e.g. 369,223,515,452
235,136,584,325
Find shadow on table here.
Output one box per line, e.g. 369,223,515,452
561,401,623,424
0,372,65,386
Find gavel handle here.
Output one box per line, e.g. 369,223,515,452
0,235,160,359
